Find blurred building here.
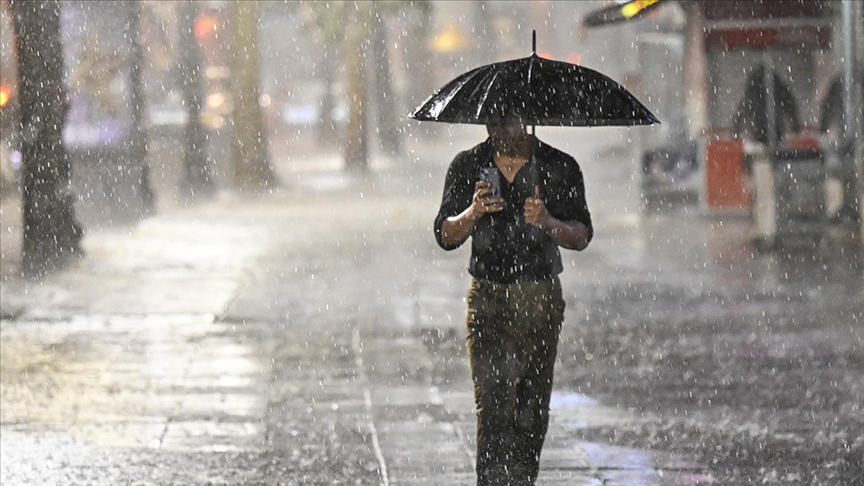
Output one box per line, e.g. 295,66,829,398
1,2,18,192
589,0,864,251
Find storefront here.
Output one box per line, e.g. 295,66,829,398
586,0,862,246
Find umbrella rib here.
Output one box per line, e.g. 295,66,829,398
431,78,471,118
474,70,501,121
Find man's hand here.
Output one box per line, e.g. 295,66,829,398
473,181,504,216
440,181,503,247
525,185,591,251
524,185,550,229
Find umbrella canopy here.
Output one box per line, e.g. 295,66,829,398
409,49,659,127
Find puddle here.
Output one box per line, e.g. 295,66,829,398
550,391,598,409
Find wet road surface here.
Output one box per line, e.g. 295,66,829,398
1,130,862,484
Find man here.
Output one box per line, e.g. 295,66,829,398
731,65,801,147
820,74,862,224
434,116,593,485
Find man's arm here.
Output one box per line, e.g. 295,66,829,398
440,181,502,247
534,216,592,251
524,186,591,251
440,207,479,248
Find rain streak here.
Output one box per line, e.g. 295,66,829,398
0,1,862,485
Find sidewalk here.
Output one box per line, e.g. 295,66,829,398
2,130,861,484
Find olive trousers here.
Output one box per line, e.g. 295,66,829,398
465,276,565,486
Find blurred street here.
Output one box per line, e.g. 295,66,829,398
2,127,862,485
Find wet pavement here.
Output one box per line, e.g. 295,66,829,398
1,129,863,485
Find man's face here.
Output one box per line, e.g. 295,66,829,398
486,117,528,154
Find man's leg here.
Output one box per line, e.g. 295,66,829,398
511,277,565,484
466,279,521,486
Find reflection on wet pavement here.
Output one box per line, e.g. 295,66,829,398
1,209,274,484
1,314,267,451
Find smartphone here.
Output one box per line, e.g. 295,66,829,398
479,167,503,209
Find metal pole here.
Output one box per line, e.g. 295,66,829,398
763,54,777,151
684,4,707,140
842,1,855,143
856,0,864,243
841,0,863,242
765,54,779,245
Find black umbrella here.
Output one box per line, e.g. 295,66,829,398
409,32,659,127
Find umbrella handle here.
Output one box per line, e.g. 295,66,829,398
529,129,538,189
527,137,545,240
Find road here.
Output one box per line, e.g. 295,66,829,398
1,129,862,485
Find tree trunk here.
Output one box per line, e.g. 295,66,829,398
10,0,83,278
179,0,214,197
403,3,436,140
342,5,370,172
127,0,156,211
230,0,275,191
372,11,402,157
316,44,339,147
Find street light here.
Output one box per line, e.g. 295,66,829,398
0,85,10,107
583,0,666,28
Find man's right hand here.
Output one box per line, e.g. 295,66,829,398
472,181,504,216
440,181,504,247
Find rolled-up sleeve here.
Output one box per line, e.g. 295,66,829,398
542,152,593,244
434,152,474,251
565,165,593,242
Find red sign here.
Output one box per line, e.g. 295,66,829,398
706,26,831,50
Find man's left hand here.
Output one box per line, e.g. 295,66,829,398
524,185,550,229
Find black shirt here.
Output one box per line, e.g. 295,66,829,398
434,138,593,284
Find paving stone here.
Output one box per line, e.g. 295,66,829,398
160,420,262,452
540,446,593,470
536,469,604,485
650,470,718,485
548,400,636,430
187,356,263,377
578,441,655,469
599,468,716,485
64,421,166,449
599,468,660,485
361,336,434,383
150,374,255,389
149,393,261,418
372,411,474,479
389,471,476,485
370,384,443,407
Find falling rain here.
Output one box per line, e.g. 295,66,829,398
1,1,862,485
